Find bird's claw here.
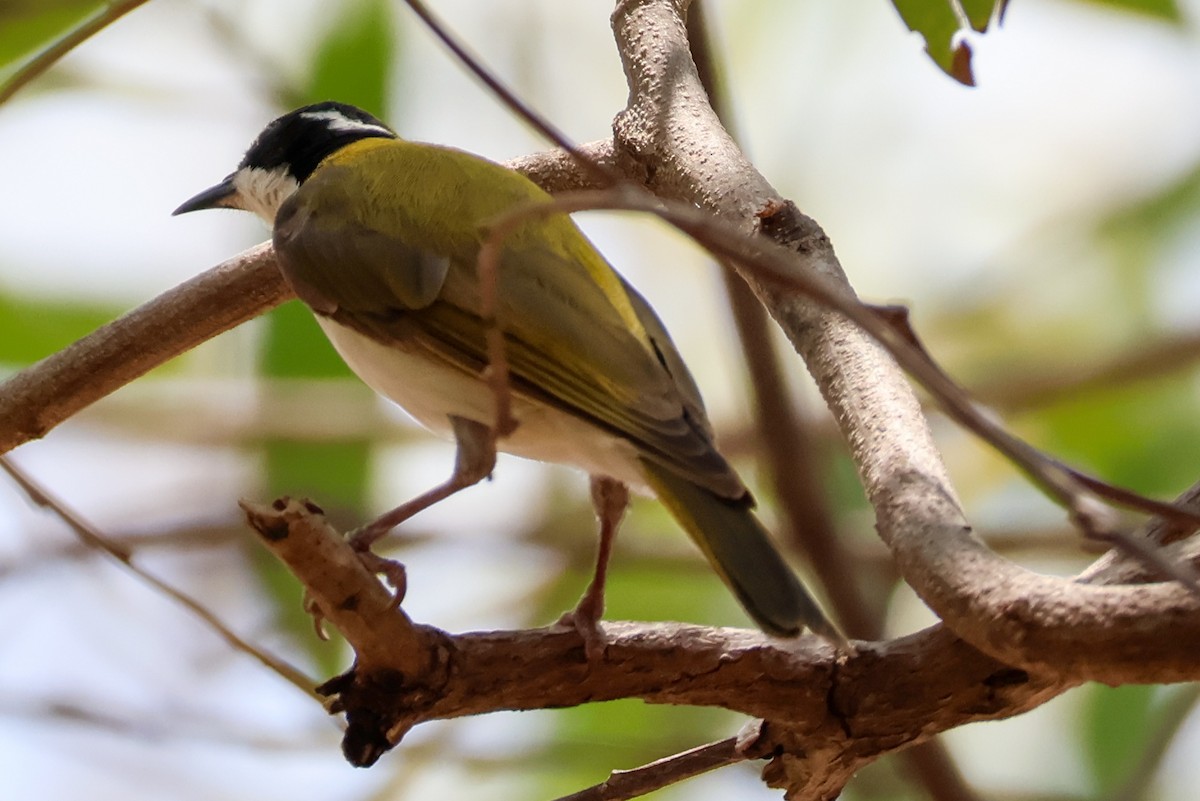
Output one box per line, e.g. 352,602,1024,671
348,528,408,608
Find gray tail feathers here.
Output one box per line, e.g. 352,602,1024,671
639,458,844,644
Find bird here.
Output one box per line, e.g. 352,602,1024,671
174,100,841,644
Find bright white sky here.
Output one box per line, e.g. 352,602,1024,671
2,1,1200,799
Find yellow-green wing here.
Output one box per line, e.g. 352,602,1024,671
273,167,451,314
273,141,745,498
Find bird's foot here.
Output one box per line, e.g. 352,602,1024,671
558,584,607,660
348,524,408,607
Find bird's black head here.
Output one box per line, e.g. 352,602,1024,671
239,101,396,182
174,101,397,222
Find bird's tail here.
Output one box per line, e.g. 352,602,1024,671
639,458,844,644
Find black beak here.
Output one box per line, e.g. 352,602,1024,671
173,174,239,215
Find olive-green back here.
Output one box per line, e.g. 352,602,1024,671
272,138,744,498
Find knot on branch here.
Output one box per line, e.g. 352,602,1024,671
319,651,455,767
756,199,831,258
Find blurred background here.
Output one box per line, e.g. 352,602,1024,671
1,0,1199,799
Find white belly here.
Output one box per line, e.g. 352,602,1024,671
317,317,649,490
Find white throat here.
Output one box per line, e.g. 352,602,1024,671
232,166,300,224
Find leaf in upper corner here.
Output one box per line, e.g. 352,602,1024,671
1075,0,1182,23
962,0,1005,31
0,0,100,71
890,0,1005,86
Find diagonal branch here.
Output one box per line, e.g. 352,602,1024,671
0,135,611,458
0,455,316,697
550,735,747,801
236,490,1200,792
605,0,1200,685
0,242,286,454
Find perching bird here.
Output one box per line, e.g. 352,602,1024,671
175,101,840,643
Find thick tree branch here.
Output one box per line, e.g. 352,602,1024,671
606,0,1200,687
242,498,1200,782
0,242,286,454
685,10,974,798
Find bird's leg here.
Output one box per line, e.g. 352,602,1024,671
560,476,629,659
349,416,496,597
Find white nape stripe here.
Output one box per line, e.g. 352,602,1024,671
300,109,393,138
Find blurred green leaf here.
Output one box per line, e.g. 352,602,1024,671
301,0,395,115
961,0,1000,31
539,699,738,800
1102,160,1200,289
260,300,351,378
257,304,367,668
0,290,121,365
1081,684,1157,793
1028,374,1200,496
890,0,1004,85
258,436,370,676
892,0,961,79
0,0,100,69
1077,0,1182,21
264,438,372,509
890,0,1184,85
0,0,147,104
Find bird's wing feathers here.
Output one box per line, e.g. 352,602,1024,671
274,176,451,314
272,150,744,498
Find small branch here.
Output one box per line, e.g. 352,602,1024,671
239,498,452,766
603,0,1200,688
232,497,1200,774
239,498,443,678
977,330,1200,414
400,0,614,186
505,140,617,193
0,455,316,698
0,0,151,104
552,736,745,801
686,0,877,645
465,183,1200,683
682,17,982,798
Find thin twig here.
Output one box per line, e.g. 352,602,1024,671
476,188,1200,553
978,331,1200,413
0,455,318,699
400,0,614,186
550,737,745,801
0,521,241,578
686,0,871,639
0,0,151,104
